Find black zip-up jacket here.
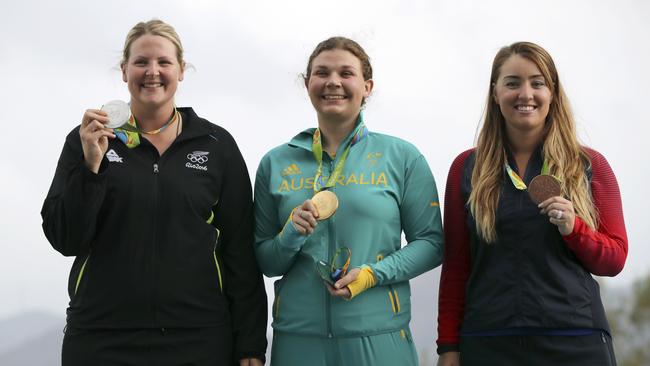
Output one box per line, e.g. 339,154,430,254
41,107,267,361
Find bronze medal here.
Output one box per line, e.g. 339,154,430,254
528,174,561,204
311,190,339,220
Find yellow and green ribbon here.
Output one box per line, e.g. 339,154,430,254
114,107,180,149
504,155,550,190
329,246,352,281
312,113,368,192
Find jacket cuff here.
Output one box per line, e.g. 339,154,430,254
236,354,266,364
437,343,459,355
277,209,307,251
347,266,377,299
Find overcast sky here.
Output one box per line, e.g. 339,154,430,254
1,0,648,330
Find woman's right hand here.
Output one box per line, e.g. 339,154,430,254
437,351,460,366
291,199,319,235
79,109,115,173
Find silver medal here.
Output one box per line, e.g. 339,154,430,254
101,100,131,129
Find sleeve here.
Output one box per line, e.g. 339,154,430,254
41,127,108,257
212,133,268,361
368,154,444,285
562,149,628,276
253,156,308,277
436,150,473,354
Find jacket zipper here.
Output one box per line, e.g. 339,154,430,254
326,158,335,339
152,161,160,324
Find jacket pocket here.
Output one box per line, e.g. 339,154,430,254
273,279,285,318
74,252,91,296
387,285,401,314
212,228,223,293
377,252,401,315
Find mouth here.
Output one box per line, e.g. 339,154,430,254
321,94,347,100
515,105,536,112
142,82,164,89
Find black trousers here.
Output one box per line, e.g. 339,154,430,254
62,326,234,366
459,332,617,366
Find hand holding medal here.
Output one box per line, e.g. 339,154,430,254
538,193,576,236
79,103,119,173
291,190,339,235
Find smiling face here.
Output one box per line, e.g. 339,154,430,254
306,49,373,124
493,54,552,137
121,34,184,113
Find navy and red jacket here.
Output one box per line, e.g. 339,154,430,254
437,146,628,354
41,107,267,361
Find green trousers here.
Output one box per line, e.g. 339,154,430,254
271,328,418,366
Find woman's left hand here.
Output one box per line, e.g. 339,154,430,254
539,196,575,236
326,268,360,299
239,357,263,366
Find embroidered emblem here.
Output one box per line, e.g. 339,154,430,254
106,149,123,163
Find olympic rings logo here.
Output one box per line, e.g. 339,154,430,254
187,152,209,164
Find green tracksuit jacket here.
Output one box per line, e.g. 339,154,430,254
254,121,443,338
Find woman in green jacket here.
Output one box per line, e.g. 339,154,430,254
254,37,444,365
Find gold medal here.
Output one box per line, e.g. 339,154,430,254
311,190,339,220
528,174,561,204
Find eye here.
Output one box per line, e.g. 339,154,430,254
313,69,328,77
341,70,354,77
134,60,147,66
532,80,546,88
504,81,519,88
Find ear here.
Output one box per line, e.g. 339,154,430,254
121,64,127,83
363,79,374,97
179,62,185,82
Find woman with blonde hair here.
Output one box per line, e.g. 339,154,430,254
42,19,266,365
437,42,627,366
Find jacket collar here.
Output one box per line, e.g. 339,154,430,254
174,107,220,143
287,117,369,153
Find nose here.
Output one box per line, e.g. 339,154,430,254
145,63,160,77
325,74,342,88
518,83,534,100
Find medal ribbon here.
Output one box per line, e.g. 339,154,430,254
329,247,352,281
504,155,550,191
312,113,368,193
115,107,180,149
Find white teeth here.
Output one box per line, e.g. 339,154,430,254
517,105,535,111
143,83,163,88
323,95,345,100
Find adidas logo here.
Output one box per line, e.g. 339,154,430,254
282,163,301,176
366,152,383,160
106,149,123,163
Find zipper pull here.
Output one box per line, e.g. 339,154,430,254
153,163,159,174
